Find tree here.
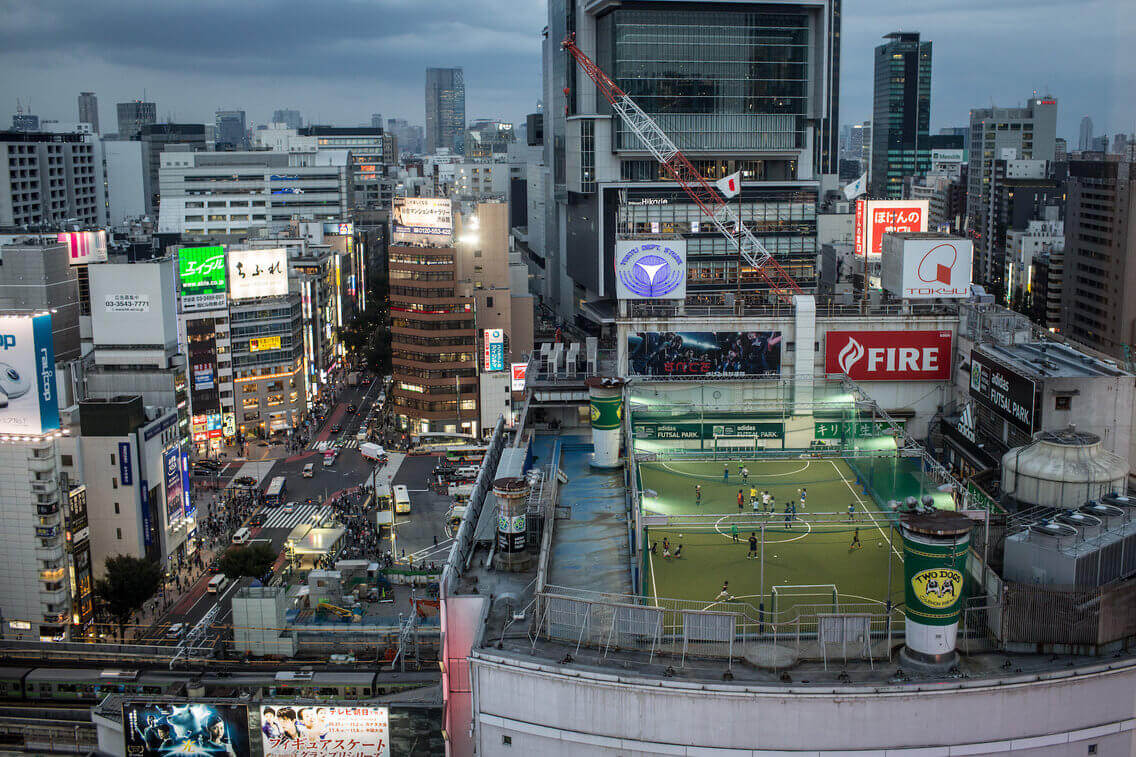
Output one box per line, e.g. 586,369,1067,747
94,555,163,641
217,543,277,580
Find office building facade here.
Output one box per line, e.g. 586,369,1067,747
425,68,466,154
215,109,248,150
540,0,839,318
116,101,156,141
1061,159,1136,358
300,126,390,209
139,123,207,216
869,32,932,198
272,109,303,130
0,130,106,228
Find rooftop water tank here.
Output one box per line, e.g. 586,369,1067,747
1001,429,1128,509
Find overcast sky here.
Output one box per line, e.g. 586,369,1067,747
1,0,1131,141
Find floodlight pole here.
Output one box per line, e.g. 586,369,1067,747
759,520,766,621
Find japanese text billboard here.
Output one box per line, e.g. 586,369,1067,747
392,197,452,237
0,314,59,435
178,246,228,311
483,329,504,372
825,330,952,381
854,199,928,257
511,362,527,392
229,248,288,300
123,702,251,757
259,705,389,757
627,332,781,377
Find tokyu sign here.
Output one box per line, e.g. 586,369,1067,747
825,330,952,381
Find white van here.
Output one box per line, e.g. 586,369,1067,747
453,466,481,480
302,462,315,478
232,527,251,544
207,574,229,593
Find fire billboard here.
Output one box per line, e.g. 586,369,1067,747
0,314,59,435
392,197,453,237
854,199,928,257
825,331,952,381
627,332,782,377
123,702,251,757
511,362,527,391
228,248,288,300
177,246,228,311
970,349,1039,432
483,329,505,372
259,705,389,757
57,230,108,264
614,239,687,300
882,236,973,299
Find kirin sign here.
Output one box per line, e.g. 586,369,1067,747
825,330,953,381
614,240,686,300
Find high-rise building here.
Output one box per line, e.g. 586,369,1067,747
371,113,383,129
0,129,107,228
271,109,303,130
1055,137,1068,163
139,123,207,216
425,67,466,154
1061,158,1136,358
300,126,390,209
77,92,99,134
1078,116,1094,151
1112,133,1130,156
966,96,1058,288
215,109,248,150
540,0,839,316
387,119,424,155
1091,135,1109,153
869,32,932,198
464,119,516,159
157,150,349,236
116,100,156,141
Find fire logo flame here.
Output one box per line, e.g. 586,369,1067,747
837,337,864,375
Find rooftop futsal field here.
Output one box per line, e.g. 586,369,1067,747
627,380,960,631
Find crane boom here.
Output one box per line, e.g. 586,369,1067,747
562,35,804,302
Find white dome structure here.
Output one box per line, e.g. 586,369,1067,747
1001,429,1128,509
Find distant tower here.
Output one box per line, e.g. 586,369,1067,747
425,67,466,153
77,92,99,133
870,32,932,198
1078,116,1093,152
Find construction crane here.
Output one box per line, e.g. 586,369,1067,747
561,34,804,303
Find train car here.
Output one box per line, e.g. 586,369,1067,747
0,668,31,701
20,668,178,703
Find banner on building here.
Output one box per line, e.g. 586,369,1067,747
392,197,452,237
825,330,952,381
229,248,288,300
483,329,505,372
123,702,251,757
627,332,781,377
259,705,389,757
57,230,108,265
614,240,687,300
0,314,59,435
969,349,1039,432
854,199,928,257
178,246,228,312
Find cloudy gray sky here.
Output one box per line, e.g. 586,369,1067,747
1,0,1131,141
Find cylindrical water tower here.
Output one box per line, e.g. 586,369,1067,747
898,508,973,672
587,377,626,469
493,477,532,572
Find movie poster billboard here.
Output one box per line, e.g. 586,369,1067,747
260,705,390,757
123,702,251,757
627,332,782,377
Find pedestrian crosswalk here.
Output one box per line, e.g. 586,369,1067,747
258,503,335,529
307,438,361,452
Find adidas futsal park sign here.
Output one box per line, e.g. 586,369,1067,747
633,421,783,440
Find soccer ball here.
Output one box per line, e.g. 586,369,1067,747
877,541,883,548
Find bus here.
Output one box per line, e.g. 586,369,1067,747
443,447,489,465
392,484,411,514
264,477,287,506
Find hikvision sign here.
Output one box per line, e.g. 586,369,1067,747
882,236,973,299
825,330,953,381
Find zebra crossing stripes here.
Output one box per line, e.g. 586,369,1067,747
257,503,334,529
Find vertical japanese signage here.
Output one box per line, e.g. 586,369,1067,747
483,329,504,372
163,447,183,524
118,442,133,485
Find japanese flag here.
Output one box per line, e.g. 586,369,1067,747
715,171,742,198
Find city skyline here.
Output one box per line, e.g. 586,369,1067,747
0,0,1132,139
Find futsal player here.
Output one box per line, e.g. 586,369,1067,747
715,580,732,601
737,489,744,512
730,523,740,543
847,502,856,520
850,527,862,550
750,486,759,512
799,487,807,510
695,485,702,507
747,532,758,559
